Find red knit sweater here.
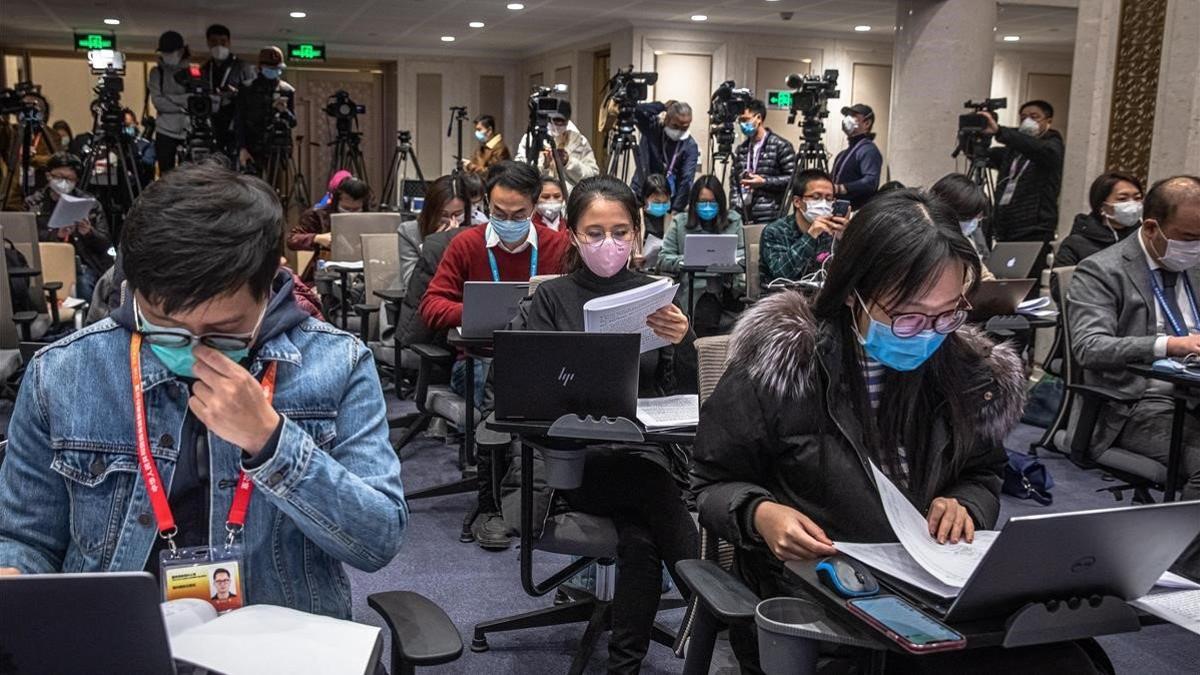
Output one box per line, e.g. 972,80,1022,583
419,223,569,330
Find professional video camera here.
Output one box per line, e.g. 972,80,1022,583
954,97,1006,160
529,84,570,124
88,51,127,140
601,67,658,180
708,80,752,161
325,90,365,135
0,81,47,118
784,69,839,145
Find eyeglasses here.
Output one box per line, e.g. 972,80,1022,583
135,298,267,351
577,228,636,247
857,292,970,338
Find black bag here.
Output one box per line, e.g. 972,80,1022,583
4,239,36,313
1002,450,1054,505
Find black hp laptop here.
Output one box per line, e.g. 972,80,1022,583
492,331,641,422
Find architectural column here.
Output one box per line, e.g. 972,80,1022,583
888,0,996,189
1149,0,1200,178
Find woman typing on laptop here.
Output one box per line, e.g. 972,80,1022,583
690,189,1111,672
502,175,699,673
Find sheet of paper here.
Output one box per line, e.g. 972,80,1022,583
47,192,98,229
641,234,663,271
833,542,963,599
168,604,380,675
161,598,218,638
636,394,699,430
1156,571,1200,590
583,278,678,353
1132,590,1200,636
867,462,997,588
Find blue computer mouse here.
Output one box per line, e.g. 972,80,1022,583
816,555,880,598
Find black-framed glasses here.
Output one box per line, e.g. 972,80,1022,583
135,299,266,351
857,292,971,338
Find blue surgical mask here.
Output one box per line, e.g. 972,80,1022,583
856,311,947,372
740,121,757,136
696,201,720,221
490,214,532,243
959,217,981,238
475,130,488,143
137,303,253,379
646,202,670,218
123,125,137,137
261,66,282,80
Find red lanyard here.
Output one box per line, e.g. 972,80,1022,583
131,333,277,550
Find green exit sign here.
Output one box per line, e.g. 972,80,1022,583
287,43,326,62
766,90,792,110
74,33,116,51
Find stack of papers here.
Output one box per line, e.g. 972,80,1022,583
48,193,98,229
583,278,679,353
1016,296,1058,319
636,395,698,430
1132,590,1200,636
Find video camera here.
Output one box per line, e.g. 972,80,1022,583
529,84,571,122
86,51,128,139
0,81,47,119
325,90,365,135
708,80,753,160
606,67,657,106
785,69,839,144
954,97,1007,160
174,63,214,117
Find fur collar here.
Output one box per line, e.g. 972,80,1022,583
728,291,1027,444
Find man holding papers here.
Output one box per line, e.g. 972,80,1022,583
24,152,113,302
692,190,1108,672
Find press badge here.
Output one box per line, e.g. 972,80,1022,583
161,544,246,614
998,180,1017,206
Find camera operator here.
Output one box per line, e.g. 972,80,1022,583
23,152,112,301
982,100,1064,275
514,101,599,191
831,103,882,209
201,24,254,161
148,31,192,174
465,114,511,175
631,100,698,214
235,47,296,173
734,99,797,224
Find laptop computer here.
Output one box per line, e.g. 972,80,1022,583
0,572,176,675
989,242,1045,279
683,234,738,267
461,281,530,338
492,331,640,422
916,501,1200,623
967,278,1037,320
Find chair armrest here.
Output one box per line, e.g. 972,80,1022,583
1066,383,1140,404
410,342,453,364
42,281,63,292
13,311,37,342
675,559,759,623
353,303,380,316
7,266,41,279
374,289,405,304
367,591,463,668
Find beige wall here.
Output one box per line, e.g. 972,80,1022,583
17,52,155,141
989,48,1073,128
653,52,712,177
851,63,892,170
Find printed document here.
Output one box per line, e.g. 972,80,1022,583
583,278,679,353
1132,590,1200,636
48,192,98,229
637,394,699,430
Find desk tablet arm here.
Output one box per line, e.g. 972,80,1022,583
367,591,463,674
374,289,405,308
1002,595,1140,648
547,414,644,443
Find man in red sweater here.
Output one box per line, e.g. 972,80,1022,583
419,160,568,549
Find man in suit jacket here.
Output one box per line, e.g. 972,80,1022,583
1069,174,1200,578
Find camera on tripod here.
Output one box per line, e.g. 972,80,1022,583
325,90,365,134
0,81,48,118
87,52,127,139
529,84,571,123
954,97,1006,159
174,64,214,117
604,67,658,141
785,69,839,144
708,80,753,158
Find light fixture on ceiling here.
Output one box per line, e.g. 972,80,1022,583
469,21,485,28
289,11,307,18
691,14,708,22
103,18,120,25
854,25,871,32
1003,35,1020,42
800,58,812,63
441,35,456,42
507,3,524,10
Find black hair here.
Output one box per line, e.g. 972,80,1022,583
1088,170,1144,217
539,176,565,198
876,180,907,195
485,160,541,205
1144,175,1200,229
474,114,496,130
206,24,231,39
459,171,485,202
213,567,231,579
334,177,371,205
417,175,466,239
791,169,834,199
47,152,83,177
121,161,283,315
928,173,989,221
812,189,982,499
743,99,767,120
641,174,671,203
557,100,573,121
687,175,729,232
563,175,641,272
51,120,73,138
121,108,137,123
1020,99,1054,118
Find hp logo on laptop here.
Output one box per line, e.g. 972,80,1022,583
557,367,576,387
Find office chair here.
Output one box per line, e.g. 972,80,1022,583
741,224,765,305
367,590,463,674
1030,266,1074,456
0,214,51,340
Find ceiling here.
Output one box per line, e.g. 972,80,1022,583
0,1,1078,61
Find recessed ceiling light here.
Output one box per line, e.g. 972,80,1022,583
469,21,485,28
854,25,871,32
103,18,120,25
800,58,812,64
289,11,307,18
441,35,456,42
1003,35,1020,42
506,3,524,10
691,14,708,21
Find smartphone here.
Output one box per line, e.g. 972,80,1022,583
832,199,852,218
845,595,966,654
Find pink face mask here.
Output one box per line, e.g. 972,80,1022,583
576,235,632,278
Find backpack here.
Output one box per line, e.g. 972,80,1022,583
4,239,36,313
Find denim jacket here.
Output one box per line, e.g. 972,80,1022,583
0,316,408,619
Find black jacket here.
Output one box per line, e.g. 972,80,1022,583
631,102,700,213
398,227,464,349
235,76,296,154
690,292,1023,599
733,130,797,224
831,134,883,210
987,127,1064,243
1055,213,1138,268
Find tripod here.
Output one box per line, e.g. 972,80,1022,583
328,123,368,186
78,119,143,244
0,105,50,209
263,128,311,214
447,106,468,173
777,134,829,220
604,104,640,183
380,131,426,212
524,118,568,189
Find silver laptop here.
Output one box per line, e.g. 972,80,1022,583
683,234,738,267
462,281,530,338
989,242,1045,279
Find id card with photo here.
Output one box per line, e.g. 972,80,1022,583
161,545,246,614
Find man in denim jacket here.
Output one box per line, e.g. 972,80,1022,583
0,162,408,619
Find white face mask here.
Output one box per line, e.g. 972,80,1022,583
1105,200,1143,228
472,206,489,225
842,115,858,135
960,217,981,238
162,51,183,66
210,45,230,61
537,200,563,221
664,127,688,142
1018,117,1041,136
804,199,833,222
49,178,75,195
548,121,567,137
1153,226,1200,272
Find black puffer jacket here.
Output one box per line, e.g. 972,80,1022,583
1055,212,1138,268
733,130,797,224
690,291,1024,599
987,127,1064,243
